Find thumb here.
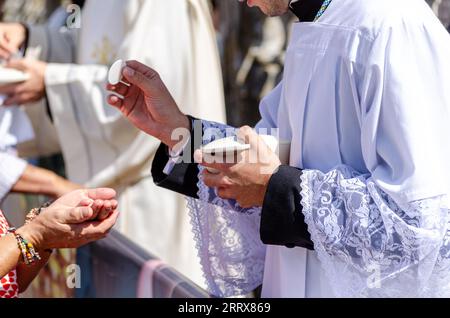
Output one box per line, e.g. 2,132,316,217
236,126,260,147
63,206,95,224
86,188,116,201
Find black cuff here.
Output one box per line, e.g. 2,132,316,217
151,143,200,199
260,165,314,250
151,116,202,199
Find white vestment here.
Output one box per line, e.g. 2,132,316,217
187,0,450,297
0,103,33,225
24,0,226,287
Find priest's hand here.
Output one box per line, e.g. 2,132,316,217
195,126,282,208
0,58,46,105
106,60,190,149
0,23,27,59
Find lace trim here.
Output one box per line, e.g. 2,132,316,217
186,120,266,297
301,165,450,297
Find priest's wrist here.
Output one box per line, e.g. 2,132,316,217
258,163,282,206
164,114,192,150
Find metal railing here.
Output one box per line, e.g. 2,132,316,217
76,230,211,298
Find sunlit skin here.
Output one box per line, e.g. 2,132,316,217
0,3,301,211
0,188,119,293
106,0,294,208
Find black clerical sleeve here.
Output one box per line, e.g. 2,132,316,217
260,165,314,250
151,120,314,250
151,142,200,199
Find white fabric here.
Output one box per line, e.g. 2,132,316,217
187,121,265,297
0,98,33,201
0,104,34,150
26,0,226,288
187,0,450,297
0,152,26,201
301,167,450,297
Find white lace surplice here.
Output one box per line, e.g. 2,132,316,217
187,121,266,297
187,0,450,297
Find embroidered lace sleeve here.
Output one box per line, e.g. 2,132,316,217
300,165,450,297
186,120,266,297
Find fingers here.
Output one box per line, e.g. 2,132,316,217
97,199,117,221
202,170,233,188
237,126,277,165
79,210,119,238
236,126,260,147
107,82,129,97
194,149,235,173
0,46,12,59
0,42,18,56
89,199,104,220
5,59,27,71
121,64,160,96
90,199,103,211
64,206,95,224
3,92,32,106
217,187,236,200
61,197,118,227
107,94,123,109
0,40,18,59
86,188,117,201
125,60,157,76
79,198,94,207
0,83,25,95
97,209,120,233
202,171,237,201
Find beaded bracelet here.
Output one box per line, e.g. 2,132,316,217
8,227,41,266
24,201,54,255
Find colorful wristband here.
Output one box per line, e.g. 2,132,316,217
8,227,41,266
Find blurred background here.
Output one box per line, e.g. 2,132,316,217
1,0,449,298
1,0,449,127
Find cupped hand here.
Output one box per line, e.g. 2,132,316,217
19,189,119,250
0,59,47,106
195,126,281,208
106,60,190,149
